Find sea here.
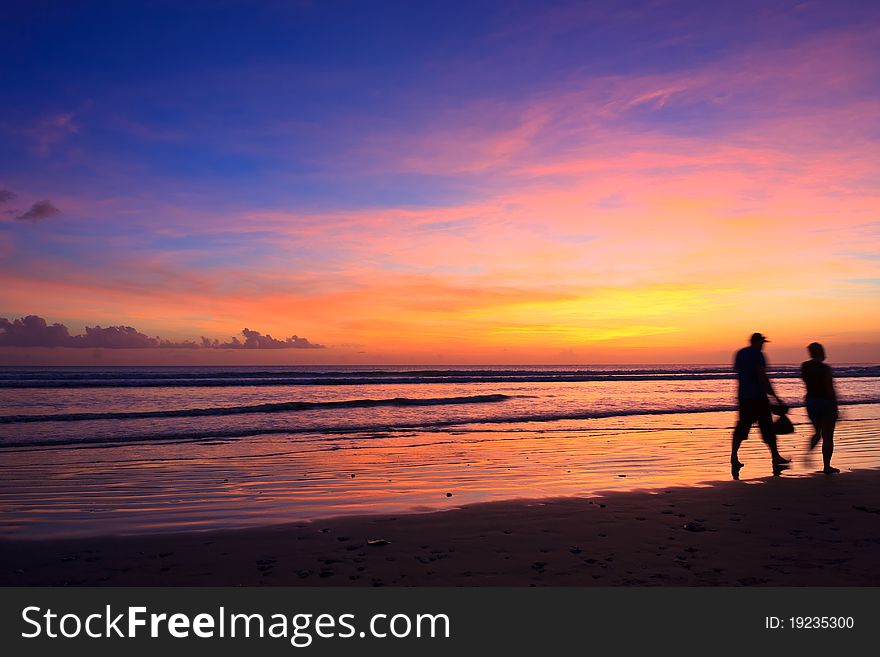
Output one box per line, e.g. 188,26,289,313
1,364,879,538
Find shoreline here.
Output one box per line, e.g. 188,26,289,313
4,404,879,540
3,468,880,586
4,398,880,452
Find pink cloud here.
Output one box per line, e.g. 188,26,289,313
27,112,80,157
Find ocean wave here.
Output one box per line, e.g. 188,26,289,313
3,399,879,450
1,365,878,388
0,393,512,424
0,366,745,380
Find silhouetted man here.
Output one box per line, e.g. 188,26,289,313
731,332,790,479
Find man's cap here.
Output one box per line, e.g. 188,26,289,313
750,332,769,344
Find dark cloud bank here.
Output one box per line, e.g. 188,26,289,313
0,316,324,349
1,190,62,222
16,200,61,222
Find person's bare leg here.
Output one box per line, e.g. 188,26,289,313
731,434,745,478
758,412,789,465
809,420,821,450
768,439,789,464
731,434,745,464
822,419,838,473
731,417,748,479
771,451,790,476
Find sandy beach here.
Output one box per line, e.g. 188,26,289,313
3,468,879,587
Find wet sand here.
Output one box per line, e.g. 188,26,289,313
3,468,879,586
4,404,879,540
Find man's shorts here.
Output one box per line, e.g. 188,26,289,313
734,397,774,442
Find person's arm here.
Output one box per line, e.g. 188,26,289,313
759,353,781,401
825,366,840,419
760,366,781,401
825,366,837,402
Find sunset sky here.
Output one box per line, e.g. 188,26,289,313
1,0,879,365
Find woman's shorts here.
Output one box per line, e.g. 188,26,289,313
806,398,838,423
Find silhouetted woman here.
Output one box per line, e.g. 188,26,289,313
801,342,839,474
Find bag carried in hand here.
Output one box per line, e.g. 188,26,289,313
769,403,790,416
773,413,795,435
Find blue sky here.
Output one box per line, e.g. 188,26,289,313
1,1,879,364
